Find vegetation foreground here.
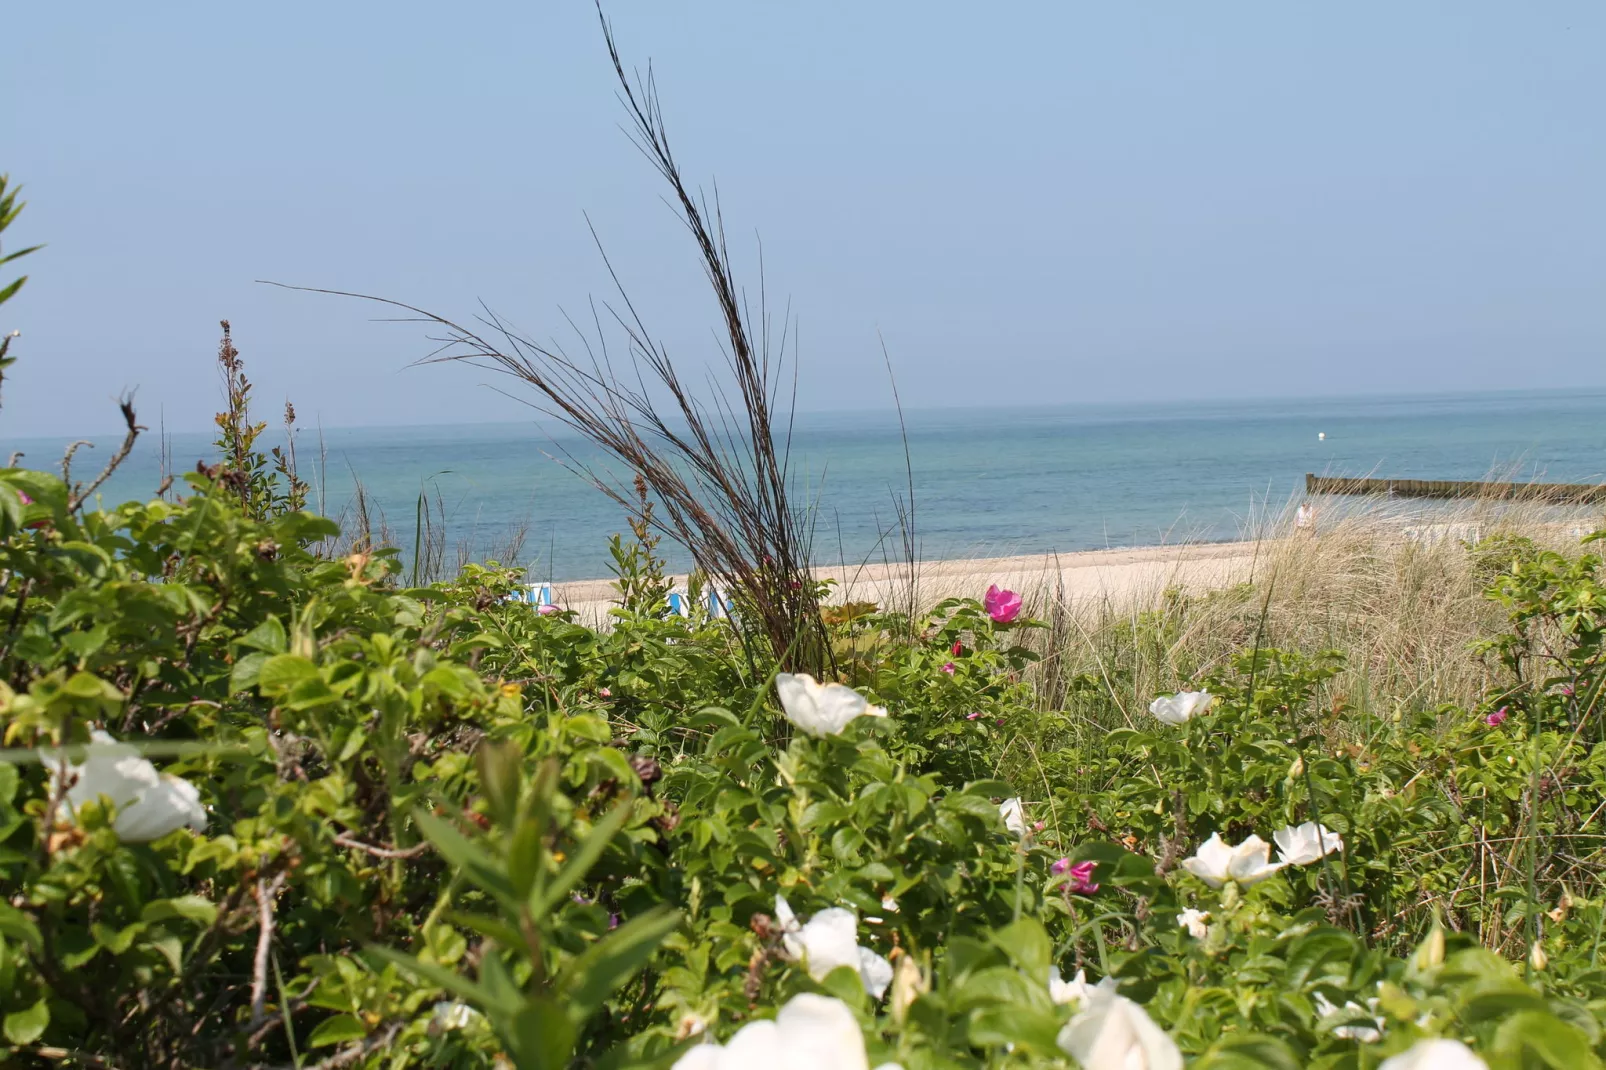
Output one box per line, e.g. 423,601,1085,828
2,415,1606,1070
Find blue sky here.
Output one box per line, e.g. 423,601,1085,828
5,2,1603,436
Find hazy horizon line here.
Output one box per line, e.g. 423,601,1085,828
6,381,1606,445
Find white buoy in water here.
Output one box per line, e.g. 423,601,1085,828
1318,432,1326,441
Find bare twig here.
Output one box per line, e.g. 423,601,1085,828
333,833,430,860
69,396,144,511
248,873,290,1032
32,1047,124,1069
60,439,94,490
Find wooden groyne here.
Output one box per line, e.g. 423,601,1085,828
1306,474,1606,505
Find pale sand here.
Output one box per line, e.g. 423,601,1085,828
548,540,1265,626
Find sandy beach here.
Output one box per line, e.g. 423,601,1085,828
550,540,1264,624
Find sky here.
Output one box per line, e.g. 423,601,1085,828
4,2,1603,437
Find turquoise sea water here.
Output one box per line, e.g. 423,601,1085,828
8,389,1606,580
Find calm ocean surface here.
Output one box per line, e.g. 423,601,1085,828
8,389,1606,581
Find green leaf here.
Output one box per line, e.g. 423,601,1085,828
256,654,320,692
555,906,681,1024
412,810,517,908
3,998,48,1046
529,797,635,919
1193,1034,1303,1070
238,617,288,654
990,918,1051,979
507,996,577,1070
229,651,270,692
90,921,144,954
366,945,510,1016
1493,1010,1604,1069
142,896,219,927
307,1014,368,1048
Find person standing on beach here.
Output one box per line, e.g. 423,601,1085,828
1295,500,1316,537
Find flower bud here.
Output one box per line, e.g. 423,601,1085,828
889,952,928,1025
1412,922,1445,970
1529,942,1548,971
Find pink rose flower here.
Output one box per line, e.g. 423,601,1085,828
941,662,956,675
966,711,983,721
538,603,560,616
951,640,963,657
599,687,612,698
983,585,1022,624
1059,861,1098,893
1485,707,1508,727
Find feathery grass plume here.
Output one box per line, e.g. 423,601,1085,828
268,11,831,673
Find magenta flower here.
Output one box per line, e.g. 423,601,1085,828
966,711,983,721
995,717,1005,726
598,687,612,698
1560,685,1576,697
16,491,32,506
538,603,560,617
941,662,956,675
984,585,1022,624
1032,820,1045,832
1055,860,1099,894
1485,707,1508,727
951,640,963,657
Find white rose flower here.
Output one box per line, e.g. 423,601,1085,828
1274,821,1344,866
1378,1038,1488,1070
113,774,207,844
1177,909,1210,939
671,992,902,1070
1048,966,1117,1006
1314,992,1384,1043
43,730,207,844
1148,691,1213,725
431,1000,480,1030
1057,989,1183,1070
999,797,1026,836
774,896,892,998
775,673,888,737
1181,832,1286,889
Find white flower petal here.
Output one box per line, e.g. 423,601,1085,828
1177,909,1210,939
1378,1038,1488,1070
113,774,207,843
796,908,862,981
674,993,875,1070
776,674,883,737
1057,991,1183,1070
857,947,893,1000
999,797,1026,836
1149,691,1213,726
1274,821,1343,866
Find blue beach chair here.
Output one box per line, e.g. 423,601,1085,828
708,587,733,619
666,589,690,617
511,582,553,607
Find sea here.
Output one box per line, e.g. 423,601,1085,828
7,389,1606,581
